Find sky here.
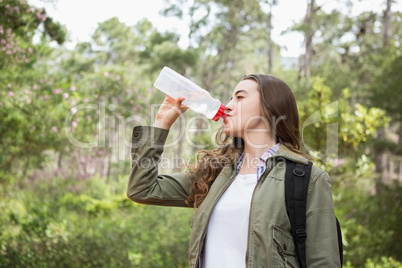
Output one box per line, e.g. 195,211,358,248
29,0,401,58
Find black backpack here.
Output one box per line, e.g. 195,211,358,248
285,159,343,267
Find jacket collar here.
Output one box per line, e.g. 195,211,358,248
272,144,309,165
228,143,309,173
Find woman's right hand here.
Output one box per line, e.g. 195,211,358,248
153,95,189,130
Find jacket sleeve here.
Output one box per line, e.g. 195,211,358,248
306,170,341,267
127,125,192,208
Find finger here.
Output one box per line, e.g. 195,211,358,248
177,97,189,109
176,97,185,106
170,97,184,113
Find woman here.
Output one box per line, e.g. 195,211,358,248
127,74,341,267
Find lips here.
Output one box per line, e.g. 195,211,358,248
223,115,232,124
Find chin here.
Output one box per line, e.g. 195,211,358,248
223,126,240,138
223,129,231,137
223,126,231,137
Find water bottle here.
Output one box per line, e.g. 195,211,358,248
154,66,228,121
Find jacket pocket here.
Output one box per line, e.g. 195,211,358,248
272,225,299,268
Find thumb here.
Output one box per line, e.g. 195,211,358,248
176,97,185,106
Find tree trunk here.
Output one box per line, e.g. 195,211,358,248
107,153,112,181
399,122,402,149
58,151,63,169
373,1,396,188
383,0,392,47
267,4,273,73
375,127,386,193
303,0,316,78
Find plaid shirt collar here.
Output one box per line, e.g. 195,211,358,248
236,143,281,180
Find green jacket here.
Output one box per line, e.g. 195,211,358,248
127,126,341,268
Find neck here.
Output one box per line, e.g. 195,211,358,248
241,129,276,159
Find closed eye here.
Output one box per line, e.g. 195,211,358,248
230,95,244,101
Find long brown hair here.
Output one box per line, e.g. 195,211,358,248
184,74,309,208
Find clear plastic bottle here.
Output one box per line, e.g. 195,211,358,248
154,66,227,121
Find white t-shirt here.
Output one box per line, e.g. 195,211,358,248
202,173,258,268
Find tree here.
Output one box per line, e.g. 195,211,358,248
302,0,318,78
383,0,392,47
0,0,66,177
265,0,278,73
293,2,401,190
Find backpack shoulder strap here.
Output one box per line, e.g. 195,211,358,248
336,217,343,266
285,159,313,268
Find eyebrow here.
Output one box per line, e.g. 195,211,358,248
230,90,248,100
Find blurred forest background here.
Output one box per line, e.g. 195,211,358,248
0,0,401,267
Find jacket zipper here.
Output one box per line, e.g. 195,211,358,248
245,161,273,267
195,169,237,268
245,179,260,267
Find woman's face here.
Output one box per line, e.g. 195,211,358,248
223,79,267,137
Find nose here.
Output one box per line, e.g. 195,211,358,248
225,100,234,113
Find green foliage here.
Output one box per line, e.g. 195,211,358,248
0,0,65,69
333,176,402,267
0,176,192,267
0,0,67,173
363,257,402,268
297,77,399,266
368,50,402,121
298,77,390,169
0,0,401,267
